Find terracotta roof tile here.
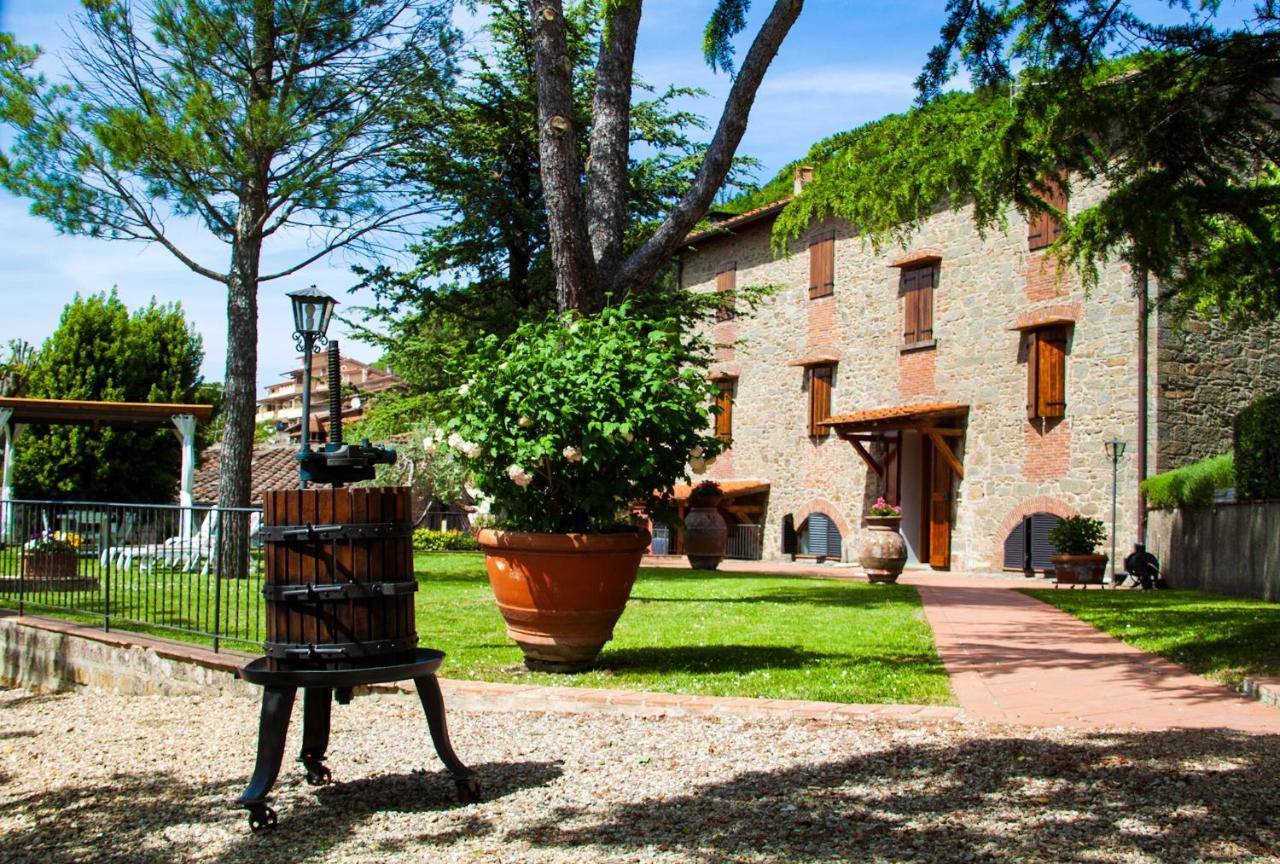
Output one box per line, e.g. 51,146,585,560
822,402,969,429
193,445,300,505
672,479,771,500
683,198,791,245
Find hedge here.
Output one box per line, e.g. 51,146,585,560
1234,390,1280,500
1140,452,1234,509
412,528,480,552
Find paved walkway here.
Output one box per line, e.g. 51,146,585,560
900,570,1280,733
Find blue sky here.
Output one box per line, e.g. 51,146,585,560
0,1,1256,393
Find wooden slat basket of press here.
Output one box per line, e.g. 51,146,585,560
260,486,417,671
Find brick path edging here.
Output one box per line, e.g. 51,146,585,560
0,611,963,726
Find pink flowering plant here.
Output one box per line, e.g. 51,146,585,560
445,303,725,534
867,497,902,518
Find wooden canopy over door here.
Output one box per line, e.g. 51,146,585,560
820,402,968,569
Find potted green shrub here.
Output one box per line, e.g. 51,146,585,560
1047,515,1108,585
684,480,727,570
446,303,725,671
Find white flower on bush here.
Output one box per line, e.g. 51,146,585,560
690,445,704,459
518,416,533,428
447,432,482,459
507,464,533,487
498,362,508,371
423,437,439,456
562,445,583,463
689,456,707,475
447,431,465,450
458,382,470,396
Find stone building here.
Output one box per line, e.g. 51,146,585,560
256,354,403,442
678,169,1280,572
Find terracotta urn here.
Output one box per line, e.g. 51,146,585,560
860,516,907,584
477,528,650,673
1050,553,1107,586
683,493,727,570
22,551,78,581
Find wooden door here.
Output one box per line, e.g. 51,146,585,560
924,437,952,569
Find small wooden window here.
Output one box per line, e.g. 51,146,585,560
713,378,734,442
902,263,936,344
807,363,833,437
1028,175,1068,251
1026,325,1068,419
715,261,736,322
808,231,835,299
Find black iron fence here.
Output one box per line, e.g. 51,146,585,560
0,498,265,652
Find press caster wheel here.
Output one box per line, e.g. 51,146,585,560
455,775,482,804
304,762,332,786
247,804,278,832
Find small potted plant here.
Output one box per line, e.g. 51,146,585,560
684,480,727,570
22,531,84,583
1047,515,1108,585
446,302,725,672
860,497,907,583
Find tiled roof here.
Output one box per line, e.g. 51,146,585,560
672,479,771,500
192,445,300,505
822,402,969,430
683,198,791,246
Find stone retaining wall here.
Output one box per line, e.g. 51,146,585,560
1147,501,1280,601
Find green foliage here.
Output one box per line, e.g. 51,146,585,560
703,0,751,74
1047,514,1106,556
1141,453,1235,509
445,303,725,534
412,529,480,552
0,339,35,397
1234,390,1280,501
13,291,204,502
366,421,469,509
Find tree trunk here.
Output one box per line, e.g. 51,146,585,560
217,0,273,579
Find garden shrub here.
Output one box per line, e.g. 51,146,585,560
412,529,479,552
1047,515,1106,555
1234,390,1280,500
1140,452,1234,508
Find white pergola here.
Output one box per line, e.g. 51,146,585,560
0,397,215,541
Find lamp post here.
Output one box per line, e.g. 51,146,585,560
1105,438,1127,583
287,285,337,488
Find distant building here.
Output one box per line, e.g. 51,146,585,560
255,354,404,442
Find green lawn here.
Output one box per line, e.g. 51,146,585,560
1023,587,1280,689
417,553,952,704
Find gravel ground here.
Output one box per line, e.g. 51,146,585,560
2,686,1278,863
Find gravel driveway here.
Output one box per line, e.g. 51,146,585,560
1,686,1277,863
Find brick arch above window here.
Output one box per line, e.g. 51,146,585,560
989,496,1078,570
793,497,851,542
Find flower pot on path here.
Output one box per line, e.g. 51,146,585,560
684,494,727,570
477,528,651,673
1051,554,1108,586
859,516,908,584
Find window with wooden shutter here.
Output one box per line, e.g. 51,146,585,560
713,378,734,441
807,363,833,437
901,263,936,344
1028,175,1068,251
715,261,736,322
808,231,835,299
1026,325,1068,419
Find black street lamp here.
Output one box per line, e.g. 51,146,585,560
1105,438,1127,583
287,285,337,484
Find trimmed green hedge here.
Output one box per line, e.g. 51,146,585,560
1234,390,1280,501
1141,452,1234,509
412,528,480,552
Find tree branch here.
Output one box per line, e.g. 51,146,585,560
616,0,804,297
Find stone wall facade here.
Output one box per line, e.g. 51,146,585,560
1155,311,1280,472
683,189,1170,572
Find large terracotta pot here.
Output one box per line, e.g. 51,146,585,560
477,528,650,672
684,494,727,570
1051,554,1107,586
860,516,908,584
22,551,77,581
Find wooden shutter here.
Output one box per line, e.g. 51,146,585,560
716,262,736,322
1036,327,1067,417
714,379,734,441
808,231,835,298
902,264,935,343
808,364,832,437
1028,175,1067,251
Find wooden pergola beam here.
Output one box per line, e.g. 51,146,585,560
849,439,884,478
0,397,214,426
925,428,964,480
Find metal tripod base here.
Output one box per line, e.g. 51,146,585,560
236,649,481,831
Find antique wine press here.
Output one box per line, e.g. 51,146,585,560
235,286,480,831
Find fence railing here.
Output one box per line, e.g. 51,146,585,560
726,524,764,561
0,498,265,652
